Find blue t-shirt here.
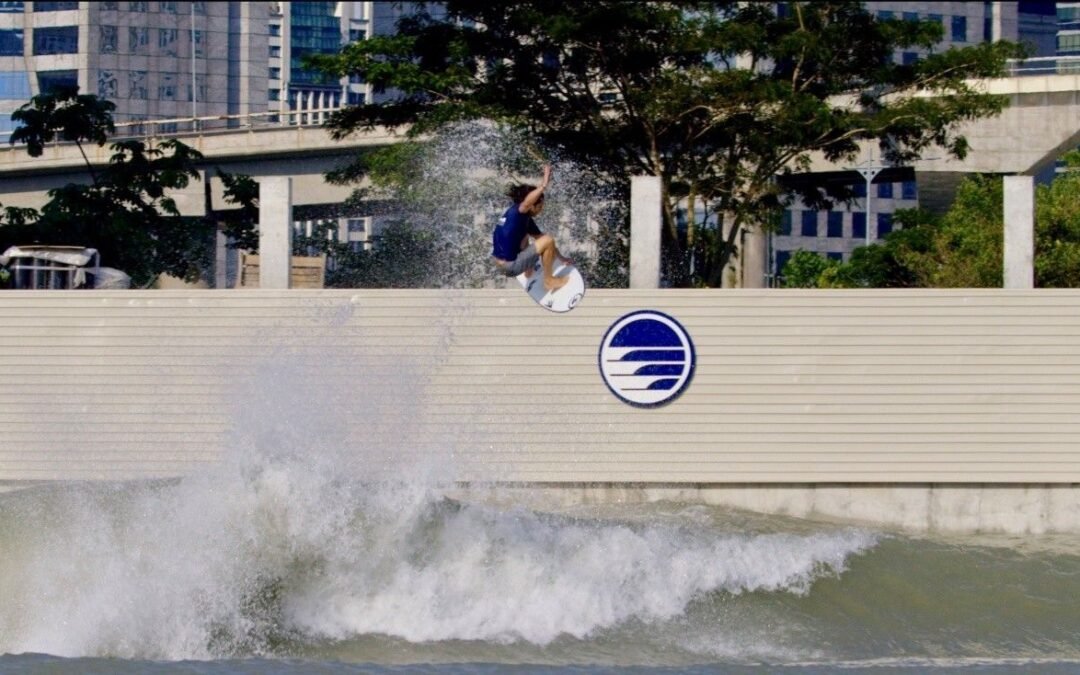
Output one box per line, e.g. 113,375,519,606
492,204,542,261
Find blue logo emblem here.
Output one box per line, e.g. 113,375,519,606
599,310,695,407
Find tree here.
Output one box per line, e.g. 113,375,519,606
0,90,258,287
807,160,1080,288
780,249,837,288
1035,151,1080,287
309,1,1026,287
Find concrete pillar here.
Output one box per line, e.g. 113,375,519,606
741,223,766,288
630,175,662,289
258,176,292,289
1003,175,1034,289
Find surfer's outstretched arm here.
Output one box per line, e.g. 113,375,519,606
518,164,551,214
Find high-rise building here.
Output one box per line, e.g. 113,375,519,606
0,1,268,137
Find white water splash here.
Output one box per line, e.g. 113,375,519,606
368,120,625,288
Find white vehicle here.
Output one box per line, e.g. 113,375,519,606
0,245,130,289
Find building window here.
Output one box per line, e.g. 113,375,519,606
37,70,77,94
928,13,943,28
0,71,31,100
0,2,25,12
853,182,866,198
158,73,176,100
902,51,919,66
269,45,281,57
187,74,206,102
951,15,967,42
827,252,843,262
99,25,117,53
852,212,866,240
33,1,77,10
193,1,206,13
903,11,918,22
158,28,178,56
878,212,894,238
269,67,281,80
128,70,147,99
100,1,117,9
780,210,792,236
269,23,281,36
877,181,893,199
901,180,917,200
160,0,176,12
800,210,817,237
129,26,148,52
877,10,893,20
128,1,146,11
347,90,364,105
1059,34,1080,53
827,211,843,238
0,28,22,56
268,88,280,101
33,26,78,55
97,70,117,98
188,29,204,57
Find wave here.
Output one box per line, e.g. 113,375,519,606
0,472,877,660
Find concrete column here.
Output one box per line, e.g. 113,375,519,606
630,176,662,289
741,223,766,288
258,176,292,289
1003,175,1034,289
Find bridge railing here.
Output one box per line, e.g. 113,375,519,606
0,106,346,144
1005,55,1080,76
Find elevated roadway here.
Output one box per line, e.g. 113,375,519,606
0,71,1076,217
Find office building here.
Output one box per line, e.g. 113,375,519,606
0,1,268,137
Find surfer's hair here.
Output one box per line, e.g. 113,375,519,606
507,184,538,204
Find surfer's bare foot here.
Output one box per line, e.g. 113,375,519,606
545,276,569,292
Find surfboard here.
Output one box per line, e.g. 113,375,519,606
516,258,585,313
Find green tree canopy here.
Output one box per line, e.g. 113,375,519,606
310,0,1025,287
793,154,1080,288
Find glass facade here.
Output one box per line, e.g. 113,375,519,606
289,1,341,86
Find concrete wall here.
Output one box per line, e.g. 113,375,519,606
4,289,1080,532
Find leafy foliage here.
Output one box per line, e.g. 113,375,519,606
310,1,1025,287
793,159,1080,288
780,249,838,288
1035,152,1080,287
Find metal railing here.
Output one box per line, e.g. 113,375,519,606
0,105,345,144
1005,55,1080,76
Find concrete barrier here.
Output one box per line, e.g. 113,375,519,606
3,288,1080,533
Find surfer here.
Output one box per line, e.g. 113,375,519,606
492,164,570,292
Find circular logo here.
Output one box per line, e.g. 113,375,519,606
598,310,696,407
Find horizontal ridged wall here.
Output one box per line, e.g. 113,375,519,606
3,289,1080,484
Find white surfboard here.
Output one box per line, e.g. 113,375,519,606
516,259,585,313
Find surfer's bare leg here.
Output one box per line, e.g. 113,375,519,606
535,234,568,291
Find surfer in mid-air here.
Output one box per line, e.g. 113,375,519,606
492,164,570,292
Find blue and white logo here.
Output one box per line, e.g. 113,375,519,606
599,310,696,408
